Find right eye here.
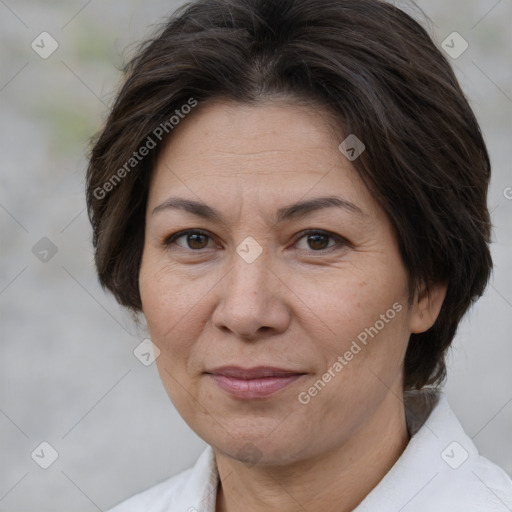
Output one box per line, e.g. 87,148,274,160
163,229,216,251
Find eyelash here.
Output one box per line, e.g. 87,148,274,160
163,229,350,254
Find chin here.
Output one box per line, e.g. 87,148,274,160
209,428,308,467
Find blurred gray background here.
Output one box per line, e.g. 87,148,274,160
0,0,511,510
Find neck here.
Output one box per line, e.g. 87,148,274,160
214,391,410,512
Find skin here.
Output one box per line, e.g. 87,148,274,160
139,99,447,512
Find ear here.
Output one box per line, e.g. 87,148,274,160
409,282,447,334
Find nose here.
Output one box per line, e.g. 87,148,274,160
211,249,291,341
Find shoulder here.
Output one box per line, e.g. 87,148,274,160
428,393,512,510
105,446,218,512
409,392,512,511
357,390,512,511
423,452,512,511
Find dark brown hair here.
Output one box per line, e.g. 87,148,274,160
86,0,492,390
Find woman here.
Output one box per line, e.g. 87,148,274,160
86,0,512,510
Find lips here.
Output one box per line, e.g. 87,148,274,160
205,366,306,399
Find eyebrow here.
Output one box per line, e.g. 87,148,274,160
152,195,365,223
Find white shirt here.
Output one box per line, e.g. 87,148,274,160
107,390,512,511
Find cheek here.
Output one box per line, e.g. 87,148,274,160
139,261,200,408
139,255,218,378
139,259,184,350
300,266,408,344
140,255,197,330
298,267,411,401
300,297,409,423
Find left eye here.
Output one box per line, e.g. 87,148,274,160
294,230,345,252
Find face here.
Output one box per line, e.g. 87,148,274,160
139,99,433,465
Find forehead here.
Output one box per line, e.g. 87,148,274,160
163,98,342,154
148,99,379,220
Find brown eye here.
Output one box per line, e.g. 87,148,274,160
294,230,348,252
186,232,209,249
306,233,331,250
164,230,213,250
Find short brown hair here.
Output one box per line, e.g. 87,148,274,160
86,0,492,390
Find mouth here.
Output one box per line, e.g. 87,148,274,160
204,366,307,399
